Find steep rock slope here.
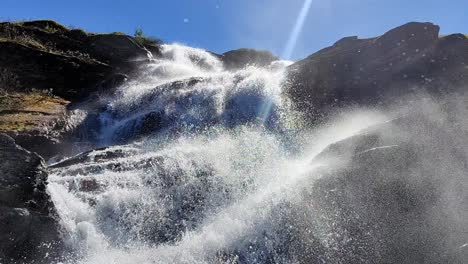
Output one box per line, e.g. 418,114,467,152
293,104,468,263
285,22,468,120
0,20,155,100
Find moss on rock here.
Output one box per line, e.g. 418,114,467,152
0,91,69,132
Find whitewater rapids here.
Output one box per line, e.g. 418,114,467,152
47,44,388,264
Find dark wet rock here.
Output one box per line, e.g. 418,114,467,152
221,48,278,70
92,77,206,143
87,34,152,67
50,147,160,177
0,133,62,263
78,178,100,192
50,146,137,169
100,73,128,93
138,111,164,136
285,22,468,121
143,42,163,57
133,77,204,109
299,110,468,263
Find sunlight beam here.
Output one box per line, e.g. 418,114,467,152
282,0,314,60
260,0,313,124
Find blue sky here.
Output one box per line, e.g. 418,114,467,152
1,0,466,60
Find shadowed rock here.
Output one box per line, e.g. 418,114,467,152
285,22,468,121
0,20,154,100
301,109,468,263
0,133,62,263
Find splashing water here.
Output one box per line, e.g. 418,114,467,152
95,44,294,145
47,44,387,264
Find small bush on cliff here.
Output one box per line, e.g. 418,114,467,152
134,27,163,47
44,24,59,33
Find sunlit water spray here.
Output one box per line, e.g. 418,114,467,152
95,44,293,145
47,43,388,263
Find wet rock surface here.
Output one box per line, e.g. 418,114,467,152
302,111,468,263
0,134,62,263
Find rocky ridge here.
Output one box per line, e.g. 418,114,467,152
285,22,468,121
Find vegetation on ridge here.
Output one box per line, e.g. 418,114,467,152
134,27,163,47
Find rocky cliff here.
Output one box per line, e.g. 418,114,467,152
0,20,158,158
285,22,468,121
0,134,62,263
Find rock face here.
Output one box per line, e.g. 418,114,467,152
87,34,152,67
0,39,112,100
0,92,72,159
220,48,279,70
285,22,468,120
0,134,61,263
298,106,468,263
0,20,161,157
0,20,154,100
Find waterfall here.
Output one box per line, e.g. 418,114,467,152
47,44,388,264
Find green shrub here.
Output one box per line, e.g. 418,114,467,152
44,24,59,33
134,27,163,46
134,28,144,38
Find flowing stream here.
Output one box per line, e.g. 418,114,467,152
47,44,387,263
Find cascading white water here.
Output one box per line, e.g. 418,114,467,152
97,44,294,145
47,44,387,264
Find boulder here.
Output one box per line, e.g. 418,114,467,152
0,134,62,263
221,48,279,70
285,22,468,121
